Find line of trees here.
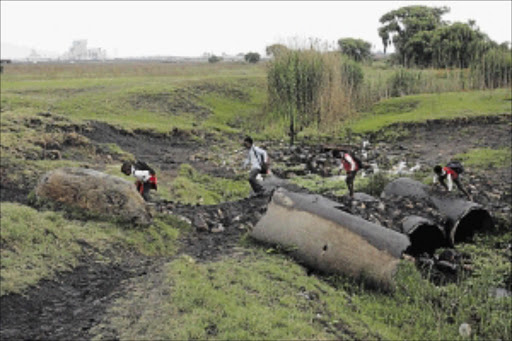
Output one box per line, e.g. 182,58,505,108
378,5,510,69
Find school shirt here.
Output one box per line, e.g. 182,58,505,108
243,146,268,171
131,165,151,182
341,153,358,172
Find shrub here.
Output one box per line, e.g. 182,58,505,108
341,59,364,91
208,55,222,63
388,68,422,97
244,52,261,64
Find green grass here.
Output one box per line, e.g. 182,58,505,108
1,63,267,135
94,251,376,340
169,164,249,205
455,148,512,169
349,89,511,133
290,172,396,198
95,239,511,340
0,203,187,296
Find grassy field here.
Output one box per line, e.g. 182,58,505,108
1,61,511,340
1,62,267,134
348,89,512,133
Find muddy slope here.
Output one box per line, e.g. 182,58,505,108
82,121,235,178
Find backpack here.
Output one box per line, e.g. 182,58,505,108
346,152,363,169
446,161,464,175
352,154,363,169
134,160,156,176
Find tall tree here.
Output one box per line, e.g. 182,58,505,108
431,22,493,68
338,38,372,62
378,5,449,66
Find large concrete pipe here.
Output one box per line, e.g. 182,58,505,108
251,188,410,291
382,178,493,245
401,216,446,255
429,196,494,244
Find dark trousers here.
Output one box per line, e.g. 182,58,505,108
249,168,264,193
345,171,357,197
136,181,151,201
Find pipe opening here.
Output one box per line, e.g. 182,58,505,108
406,224,446,256
453,209,494,243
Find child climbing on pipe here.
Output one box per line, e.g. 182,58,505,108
433,161,472,201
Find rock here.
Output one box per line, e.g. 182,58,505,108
176,215,192,225
43,149,61,160
458,323,471,338
45,140,62,150
35,167,152,226
193,215,209,231
211,224,225,233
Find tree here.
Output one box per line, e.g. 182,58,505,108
431,22,491,68
378,5,449,66
208,55,222,63
244,52,261,63
338,38,372,62
266,44,288,58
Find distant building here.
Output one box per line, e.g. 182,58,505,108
62,40,107,61
26,49,52,63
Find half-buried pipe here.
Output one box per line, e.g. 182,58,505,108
251,188,411,291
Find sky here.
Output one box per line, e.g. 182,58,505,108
1,1,511,59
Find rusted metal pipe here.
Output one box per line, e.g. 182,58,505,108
382,178,493,246
251,188,410,291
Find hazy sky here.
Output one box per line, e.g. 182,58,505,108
1,1,511,58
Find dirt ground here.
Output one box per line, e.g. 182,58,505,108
381,114,511,165
82,121,230,177
1,115,510,340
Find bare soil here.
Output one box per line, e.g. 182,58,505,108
82,121,234,178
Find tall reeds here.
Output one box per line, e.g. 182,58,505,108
267,49,361,144
470,48,512,89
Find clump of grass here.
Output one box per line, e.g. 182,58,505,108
0,203,187,296
455,147,512,169
290,172,395,197
170,164,249,205
0,203,82,295
290,173,349,196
